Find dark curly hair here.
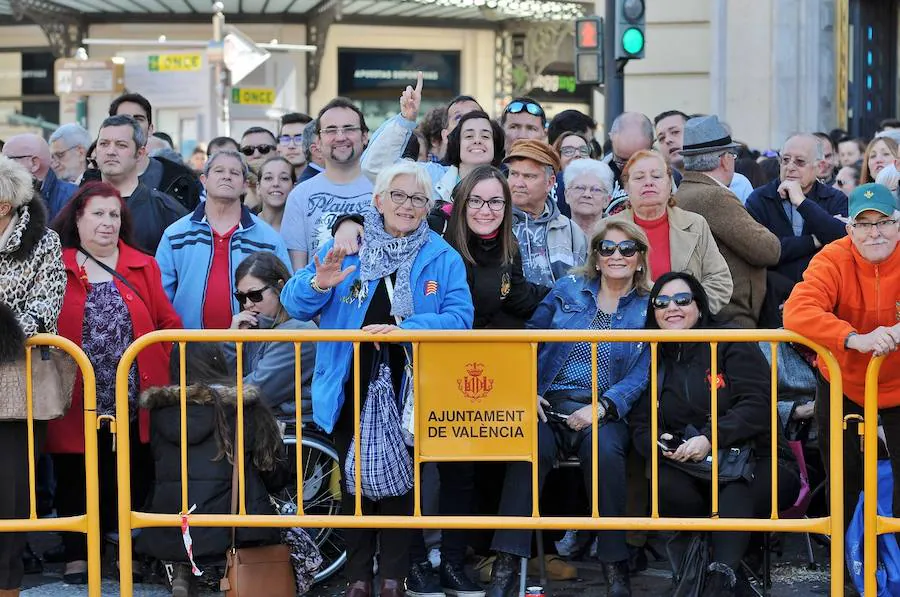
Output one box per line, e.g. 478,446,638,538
50,181,137,250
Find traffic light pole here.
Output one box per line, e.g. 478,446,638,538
603,0,624,134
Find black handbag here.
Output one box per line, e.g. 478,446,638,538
668,532,709,597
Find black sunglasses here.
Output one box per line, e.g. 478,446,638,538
240,144,276,156
233,285,271,305
652,292,695,310
504,100,544,118
596,239,646,258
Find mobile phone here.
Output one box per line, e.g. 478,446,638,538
544,409,569,422
657,435,685,452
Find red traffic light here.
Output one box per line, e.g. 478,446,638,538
576,18,602,50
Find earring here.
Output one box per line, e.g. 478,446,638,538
637,266,643,271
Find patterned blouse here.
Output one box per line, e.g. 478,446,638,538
82,281,139,416
548,309,613,394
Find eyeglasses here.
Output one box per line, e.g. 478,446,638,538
504,100,545,118
240,144,276,156
848,218,898,233
233,285,271,305
466,197,505,212
780,155,809,168
596,239,646,258
652,292,695,310
51,146,78,161
278,134,304,146
320,125,362,138
389,190,429,208
570,184,607,197
560,146,591,158
835,179,852,188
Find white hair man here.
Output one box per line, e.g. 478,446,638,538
48,123,91,184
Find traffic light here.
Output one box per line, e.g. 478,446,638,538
574,17,604,85
614,0,645,59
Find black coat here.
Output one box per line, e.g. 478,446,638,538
429,206,548,329
134,384,289,563
631,339,791,462
125,183,188,254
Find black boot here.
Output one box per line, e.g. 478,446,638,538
702,562,737,596
441,561,486,597
485,552,519,597
602,560,631,597
406,561,444,597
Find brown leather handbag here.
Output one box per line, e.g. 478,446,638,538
220,454,296,597
0,345,76,421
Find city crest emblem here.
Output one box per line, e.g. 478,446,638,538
457,362,494,403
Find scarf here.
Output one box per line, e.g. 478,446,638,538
358,206,430,319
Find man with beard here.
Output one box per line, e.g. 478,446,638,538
282,97,374,269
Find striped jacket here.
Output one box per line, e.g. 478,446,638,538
155,203,291,328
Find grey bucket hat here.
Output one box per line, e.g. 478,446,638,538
680,115,742,156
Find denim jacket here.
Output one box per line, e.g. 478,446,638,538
527,274,650,419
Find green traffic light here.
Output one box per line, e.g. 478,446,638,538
622,27,645,55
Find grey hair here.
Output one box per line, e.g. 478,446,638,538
49,123,92,150
563,159,615,194
0,155,36,209
302,121,317,161
204,150,250,180
100,114,147,149
876,129,900,146
373,160,435,211
683,150,727,172
783,133,824,162
610,112,654,143
848,209,900,225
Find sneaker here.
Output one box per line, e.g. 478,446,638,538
406,561,445,597
440,561,485,597
485,552,519,597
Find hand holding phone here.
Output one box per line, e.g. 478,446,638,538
657,433,685,453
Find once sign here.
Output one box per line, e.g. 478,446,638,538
148,53,203,72
417,342,534,460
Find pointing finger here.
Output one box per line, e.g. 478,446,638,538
414,71,423,94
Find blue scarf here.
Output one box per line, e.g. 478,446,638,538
358,206,430,319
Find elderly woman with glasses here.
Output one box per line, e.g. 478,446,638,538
552,131,599,219
563,158,616,236
280,161,473,597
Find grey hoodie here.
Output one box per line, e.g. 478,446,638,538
512,199,588,288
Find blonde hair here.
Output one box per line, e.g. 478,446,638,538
0,155,35,210
620,149,677,208
373,160,435,210
573,219,652,294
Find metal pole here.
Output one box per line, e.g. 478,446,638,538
212,6,231,137
603,0,624,133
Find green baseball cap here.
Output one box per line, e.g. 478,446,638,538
849,183,898,219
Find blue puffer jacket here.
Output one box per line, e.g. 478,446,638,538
528,274,650,419
280,233,474,433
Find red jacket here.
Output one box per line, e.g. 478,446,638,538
46,242,183,453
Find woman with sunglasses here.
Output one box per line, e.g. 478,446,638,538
609,149,733,315
630,271,800,595
281,161,473,597
48,182,183,584
488,219,651,597
224,251,316,417
360,73,504,205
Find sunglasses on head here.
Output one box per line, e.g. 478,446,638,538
504,100,544,118
240,144,276,157
233,285,271,305
596,239,645,258
652,292,695,310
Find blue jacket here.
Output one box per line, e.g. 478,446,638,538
527,275,650,419
745,179,848,284
155,203,291,328
280,233,475,433
41,169,78,221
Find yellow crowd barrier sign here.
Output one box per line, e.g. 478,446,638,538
113,329,847,596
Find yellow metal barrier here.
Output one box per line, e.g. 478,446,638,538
863,354,890,597
114,329,846,596
17,334,101,596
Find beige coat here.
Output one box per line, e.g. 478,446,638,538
675,172,781,327
610,204,734,314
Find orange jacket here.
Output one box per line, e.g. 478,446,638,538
784,236,900,407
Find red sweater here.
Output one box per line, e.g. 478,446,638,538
46,242,183,453
634,210,672,279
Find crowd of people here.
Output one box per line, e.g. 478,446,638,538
0,75,897,597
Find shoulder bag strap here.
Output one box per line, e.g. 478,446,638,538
79,246,147,305
382,277,411,362
229,456,239,550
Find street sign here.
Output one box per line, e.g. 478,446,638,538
231,87,275,105
54,59,125,96
148,53,203,72
224,26,270,85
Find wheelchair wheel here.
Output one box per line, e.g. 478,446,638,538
271,431,347,583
